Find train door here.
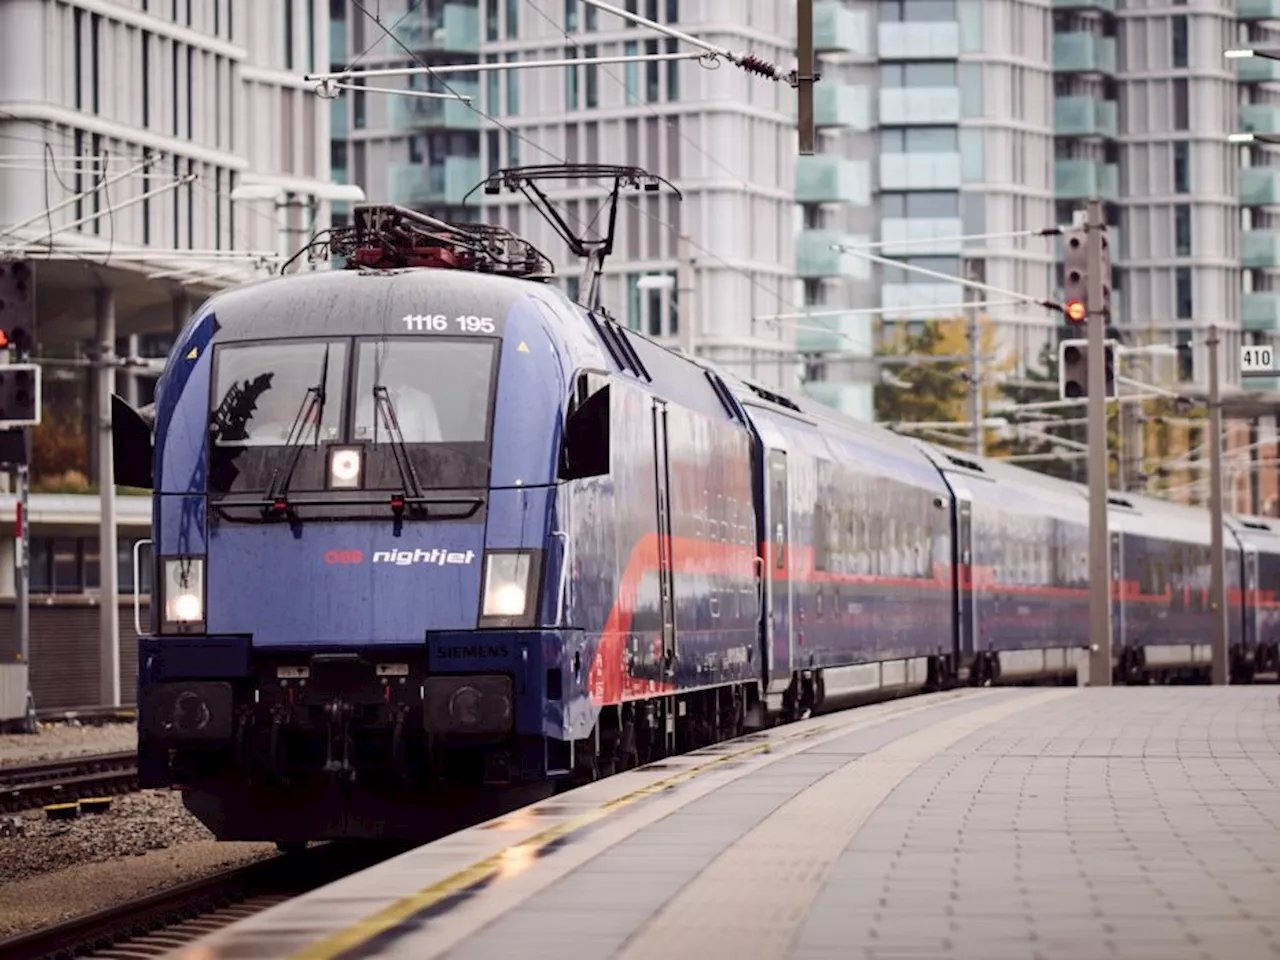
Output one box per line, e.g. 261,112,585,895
765,449,793,692
651,399,676,675
1244,548,1259,650
954,494,976,658
1111,531,1125,646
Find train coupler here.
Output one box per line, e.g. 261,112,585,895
321,700,357,782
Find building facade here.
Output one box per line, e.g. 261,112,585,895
0,0,337,705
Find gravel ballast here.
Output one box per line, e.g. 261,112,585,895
0,789,276,939
0,721,137,768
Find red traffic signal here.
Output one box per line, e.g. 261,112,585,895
1064,299,1087,323
0,329,8,348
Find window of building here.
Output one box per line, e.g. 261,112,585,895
645,39,660,102
408,136,423,163
353,87,365,128
506,0,518,38
1172,78,1188,130
881,126,959,153
624,40,639,102
1175,267,1193,319
285,0,294,70
1176,328,1193,380
27,537,153,596
565,0,578,30
666,0,678,22
585,2,597,29
486,55,500,113
486,129,500,172
880,62,958,87
1174,204,1191,256
141,32,151,127
626,273,641,329
647,288,663,336
485,0,498,40
666,38,680,100
879,0,956,21
1171,15,1187,68
565,46,580,109
90,14,101,114
584,44,599,107
330,0,345,21
507,129,520,166
1173,141,1190,193
505,53,519,114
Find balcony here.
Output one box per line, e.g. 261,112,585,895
1237,56,1280,84
1055,159,1118,200
1243,229,1280,269
1052,0,1115,10
796,230,871,281
388,156,482,208
813,0,870,55
1243,292,1280,331
802,381,873,422
390,80,481,131
1054,96,1117,138
878,87,961,125
879,152,961,190
393,2,479,54
1242,168,1280,207
877,21,960,59
880,217,964,256
815,83,871,129
1054,33,1116,74
796,155,870,205
1238,0,1280,20
1240,104,1280,136
794,311,871,355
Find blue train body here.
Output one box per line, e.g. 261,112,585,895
112,258,1280,843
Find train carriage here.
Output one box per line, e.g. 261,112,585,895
921,447,1091,685
1223,512,1280,679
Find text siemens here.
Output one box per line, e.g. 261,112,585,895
372,548,477,566
402,314,495,334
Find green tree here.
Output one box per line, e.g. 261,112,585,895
873,320,970,450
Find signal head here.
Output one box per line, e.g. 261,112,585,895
1064,300,1087,323
1063,344,1083,364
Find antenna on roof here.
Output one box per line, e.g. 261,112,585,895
465,164,682,313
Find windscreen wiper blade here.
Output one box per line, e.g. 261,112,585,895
372,384,426,517
263,345,330,516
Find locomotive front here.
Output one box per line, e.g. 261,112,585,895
120,267,585,842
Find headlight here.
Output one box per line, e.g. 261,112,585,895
163,557,205,629
480,551,536,622
329,446,362,489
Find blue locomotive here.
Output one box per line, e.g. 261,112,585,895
111,193,1278,844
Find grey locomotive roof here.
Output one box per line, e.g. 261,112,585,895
197,268,552,343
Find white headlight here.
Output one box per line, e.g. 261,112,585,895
482,553,532,618
163,558,205,625
330,447,362,488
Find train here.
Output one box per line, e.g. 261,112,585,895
110,202,1280,845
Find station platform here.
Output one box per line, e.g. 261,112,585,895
172,686,1280,960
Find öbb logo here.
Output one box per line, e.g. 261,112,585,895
324,549,364,565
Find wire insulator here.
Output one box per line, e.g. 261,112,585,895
737,54,782,80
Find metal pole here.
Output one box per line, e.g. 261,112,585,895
1207,326,1229,685
676,234,695,358
796,0,816,155
966,263,982,456
1085,197,1113,686
95,286,120,708
16,458,29,674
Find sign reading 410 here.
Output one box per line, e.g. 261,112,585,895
1242,344,1277,377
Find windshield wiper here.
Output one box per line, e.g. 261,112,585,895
372,384,426,518
263,345,330,518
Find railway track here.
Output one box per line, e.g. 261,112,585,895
0,752,138,814
0,841,411,960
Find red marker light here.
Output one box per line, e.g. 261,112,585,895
1064,300,1087,323
0,330,8,348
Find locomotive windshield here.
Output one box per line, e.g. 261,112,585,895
207,335,499,495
